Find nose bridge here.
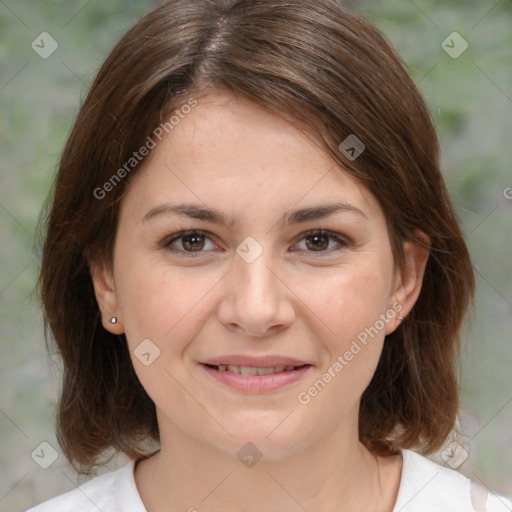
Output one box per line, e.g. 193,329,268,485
236,250,277,302
218,240,294,335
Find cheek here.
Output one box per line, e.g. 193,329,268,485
115,255,223,352
113,258,224,415
297,264,392,348
291,265,392,409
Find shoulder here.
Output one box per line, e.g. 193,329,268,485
394,449,512,512
26,461,147,512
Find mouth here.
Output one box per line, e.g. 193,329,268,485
204,363,307,375
199,358,312,393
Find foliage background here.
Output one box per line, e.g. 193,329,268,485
1,0,510,510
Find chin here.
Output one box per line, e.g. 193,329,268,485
216,414,310,462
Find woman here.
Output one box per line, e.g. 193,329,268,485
30,0,511,510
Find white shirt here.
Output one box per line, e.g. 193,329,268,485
27,449,511,511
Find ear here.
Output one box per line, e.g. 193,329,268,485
385,233,430,335
89,260,124,334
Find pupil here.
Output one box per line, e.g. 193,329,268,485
307,234,328,251
183,234,205,251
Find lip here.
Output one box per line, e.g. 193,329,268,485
199,355,313,393
201,355,311,367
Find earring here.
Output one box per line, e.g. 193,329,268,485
109,317,117,324
399,316,404,323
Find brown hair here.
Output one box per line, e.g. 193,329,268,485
39,0,474,473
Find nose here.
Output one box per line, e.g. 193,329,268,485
216,248,296,337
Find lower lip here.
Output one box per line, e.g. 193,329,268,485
200,364,312,393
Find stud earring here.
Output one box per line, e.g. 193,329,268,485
109,317,117,324
399,316,404,323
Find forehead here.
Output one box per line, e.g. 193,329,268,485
121,92,380,223
160,93,332,176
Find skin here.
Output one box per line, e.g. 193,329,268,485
91,91,429,512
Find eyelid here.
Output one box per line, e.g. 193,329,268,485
290,229,350,255
163,229,219,256
162,228,350,257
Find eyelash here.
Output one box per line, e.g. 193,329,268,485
163,229,349,257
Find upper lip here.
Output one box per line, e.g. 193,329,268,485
200,355,312,367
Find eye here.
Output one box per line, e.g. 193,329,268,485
163,228,349,257
164,230,217,255
292,230,349,254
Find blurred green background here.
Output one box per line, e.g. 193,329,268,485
1,0,511,510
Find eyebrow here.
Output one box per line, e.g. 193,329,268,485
142,201,367,227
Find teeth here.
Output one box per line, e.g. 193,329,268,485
214,364,300,375
257,367,274,375
240,366,258,375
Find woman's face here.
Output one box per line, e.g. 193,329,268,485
93,92,422,461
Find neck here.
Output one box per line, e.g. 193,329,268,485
135,412,401,512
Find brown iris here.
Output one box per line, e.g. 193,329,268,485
182,234,206,251
305,233,329,251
